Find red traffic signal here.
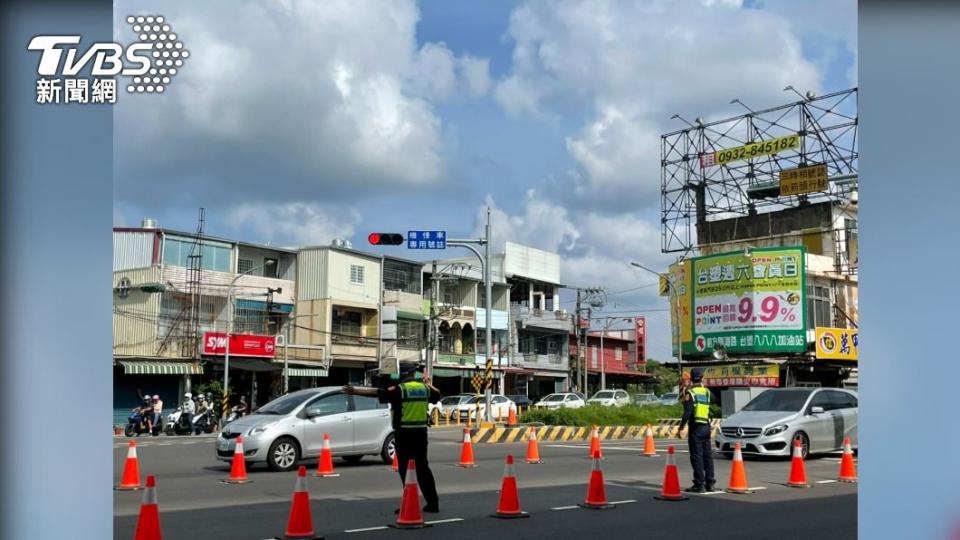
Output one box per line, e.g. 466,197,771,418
368,233,404,245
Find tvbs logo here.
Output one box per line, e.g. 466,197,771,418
27,15,188,104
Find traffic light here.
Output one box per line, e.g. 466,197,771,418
368,233,404,245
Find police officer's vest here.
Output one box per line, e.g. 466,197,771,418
399,381,429,429
689,385,711,424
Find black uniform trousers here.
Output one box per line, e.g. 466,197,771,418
688,422,715,488
395,427,439,507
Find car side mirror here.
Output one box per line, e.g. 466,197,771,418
809,406,824,415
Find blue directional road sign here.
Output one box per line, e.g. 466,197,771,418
407,230,447,249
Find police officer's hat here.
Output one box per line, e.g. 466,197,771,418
690,368,704,382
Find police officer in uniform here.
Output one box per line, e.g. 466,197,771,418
345,363,442,513
678,368,715,493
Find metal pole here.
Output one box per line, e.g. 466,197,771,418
283,315,290,394
484,207,493,423
378,255,385,385
223,261,273,416
600,325,605,391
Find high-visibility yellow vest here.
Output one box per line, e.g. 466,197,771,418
399,381,429,428
690,385,711,424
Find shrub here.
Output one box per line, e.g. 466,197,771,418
519,404,686,427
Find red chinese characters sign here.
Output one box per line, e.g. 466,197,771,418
202,332,276,358
635,317,646,366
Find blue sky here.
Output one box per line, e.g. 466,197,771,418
114,0,857,360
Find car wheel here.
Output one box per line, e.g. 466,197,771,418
794,432,810,460
267,437,300,472
380,433,396,464
343,455,364,465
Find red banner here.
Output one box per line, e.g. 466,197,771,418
202,332,276,358
635,317,646,366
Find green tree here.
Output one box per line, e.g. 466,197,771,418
645,359,680,396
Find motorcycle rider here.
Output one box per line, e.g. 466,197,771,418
235,395,248,417
195,394,211,433
151,395,163,435
139,396,154,434
182,392,196,435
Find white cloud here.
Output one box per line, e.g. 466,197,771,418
476,192,580,253
459,55,492,97
115,0,491,205
495,0,824,208
225,202,360,247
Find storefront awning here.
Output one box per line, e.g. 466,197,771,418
397,310,428,320
204,357,282,372
283,367,329,377
119,361,204,375
531,370,568,378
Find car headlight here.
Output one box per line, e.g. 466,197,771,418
764,424,788,436
248,423,274,436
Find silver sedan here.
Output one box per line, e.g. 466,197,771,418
715,387,858,459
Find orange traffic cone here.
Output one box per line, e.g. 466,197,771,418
133,475,162,540
588,425,603,459
654,446,688,501
524,427,542,464
316,433,339,478
787,438,811,488
493,455,529,518
391,452,399,472
642,424,657,457
116,439,142,491
579,450,614,509
458,428,478,468
726,442,752,494
394,460,427,529
507,407,518,426
222,435,252,484
838,437,857,483
277,466,320,539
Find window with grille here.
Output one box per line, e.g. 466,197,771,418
350,265,364,285
238,258,253,275
614,347,623,361
333,309,362,337
806,285,832,329
397,319,424,349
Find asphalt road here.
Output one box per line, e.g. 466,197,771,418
114,429,856,539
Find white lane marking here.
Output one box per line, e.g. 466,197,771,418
547,444,688,453
701,491,727,495
816,480,838,484
552,505,579,510
749,486,768,491
425,518,464,525
345,526,389,533
609,499,637,504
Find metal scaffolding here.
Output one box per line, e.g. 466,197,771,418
660,88,858,254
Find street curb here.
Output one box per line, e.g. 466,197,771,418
473,420,721,444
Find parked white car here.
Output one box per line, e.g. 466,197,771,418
534,392,586,410
587,389,631,407
454,395,516,421
430,394,472,422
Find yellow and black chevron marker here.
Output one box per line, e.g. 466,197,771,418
471,419,721,443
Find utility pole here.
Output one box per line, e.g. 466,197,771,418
575,290,582,393
427,260,439,381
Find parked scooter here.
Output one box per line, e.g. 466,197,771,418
163,407,194,436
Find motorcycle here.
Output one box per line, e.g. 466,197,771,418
124,407,156,437
163,406,196,436
223,405,247,426
193,408,217,434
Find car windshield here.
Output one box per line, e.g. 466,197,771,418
742,389,813,412
254,392,314,415
661,394,678,401
592,391,614,399
441,396,464,405
464,396,481,404
543,394,565,402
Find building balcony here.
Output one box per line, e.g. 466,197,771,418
511,305,571,332
330,334,378,360
513,352,568,370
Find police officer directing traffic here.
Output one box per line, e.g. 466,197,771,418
677,367,716,493
344,363,442,513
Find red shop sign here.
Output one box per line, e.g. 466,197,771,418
203,332,276,358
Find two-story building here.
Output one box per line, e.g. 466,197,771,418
571,329,654,395
112,220,296,424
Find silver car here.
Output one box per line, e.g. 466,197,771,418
215,387,394,471
715,387,858,459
